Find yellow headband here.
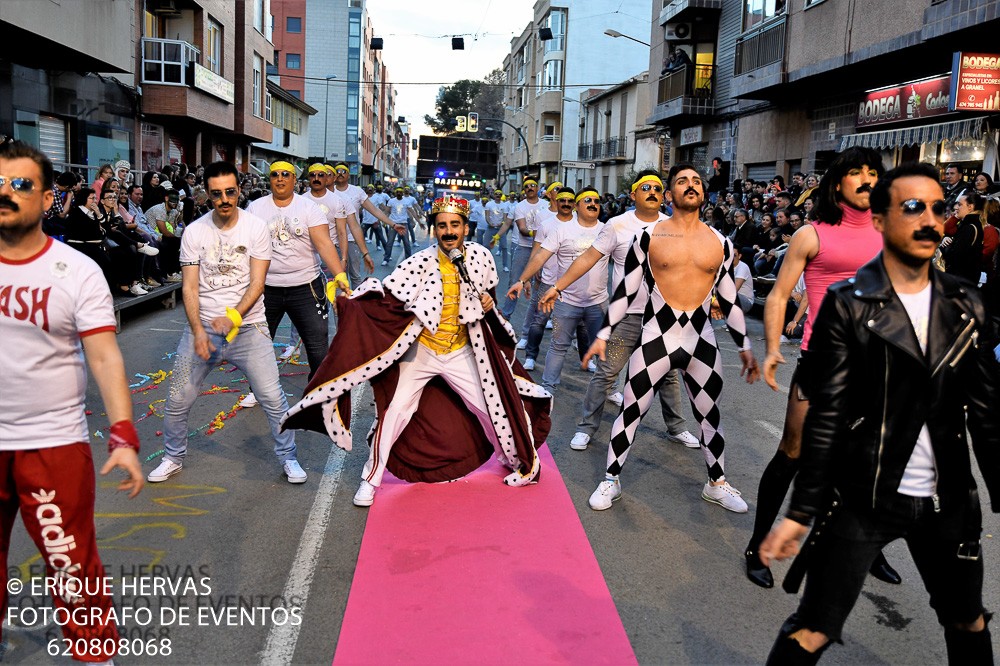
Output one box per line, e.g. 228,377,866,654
269,161,297,175
323,165,336,174
545,181,563,194
522,179,538,188
555,192,575,202
630,175,663,193
575,191,599,203
307,163,327,174
334,163,350,172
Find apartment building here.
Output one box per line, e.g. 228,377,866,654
647,0,1000,185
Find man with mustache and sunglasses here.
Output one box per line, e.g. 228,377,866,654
584,165,760,513
327,163,393,280
282,197,551,507
759,162,1000,665
492,176,547,322
747,147,902,590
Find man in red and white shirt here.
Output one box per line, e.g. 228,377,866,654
0,141,143,663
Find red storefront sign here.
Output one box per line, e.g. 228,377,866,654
950,52,1000,111
857,75,954,128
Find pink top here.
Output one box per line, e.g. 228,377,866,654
802,206,882,349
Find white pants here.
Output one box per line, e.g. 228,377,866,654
362,343,496,486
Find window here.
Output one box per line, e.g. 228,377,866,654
254,0,265,33
253,54,262,117
289,90,300,99
515,53,525,84
542,60,562,91
265,92,272,122
206,20,223,75
286,53,301,69
286,16,302,33
743,0,786,31
545,9,566,52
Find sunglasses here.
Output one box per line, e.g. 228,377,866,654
900,199,947,217
335,168,349,174
270,170,294,179
638,183,663,193
579,197,600,205
0,176,35,194
208,187,239,201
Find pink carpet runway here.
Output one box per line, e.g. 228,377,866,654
333,446,637,665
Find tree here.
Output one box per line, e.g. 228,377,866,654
473,68,506,141
424,79,481,134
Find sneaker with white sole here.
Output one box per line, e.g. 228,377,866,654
145,277,162,288
129,282,149,296
545,319,553,330
587,358,598,372
503,266,510,272
570,432,590,450
353,480,377,506
165,272,182,283
522,358,535,371
516,338,527,350
279,345,296,360
589,476,622,510
283,460,307,484
668,430,701,448
239,392,258,408
701,480,748,513
137,243,160,256
147,459,182,483
607,391,624,406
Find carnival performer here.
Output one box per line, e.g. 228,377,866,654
586,165,760,512
282,196,552,506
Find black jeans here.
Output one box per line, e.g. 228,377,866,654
264,275,329,379
792,493,985,643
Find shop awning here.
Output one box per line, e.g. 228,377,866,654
840,117,986,151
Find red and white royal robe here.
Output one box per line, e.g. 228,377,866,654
281,242,552,483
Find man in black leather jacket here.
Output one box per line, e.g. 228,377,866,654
760,162,1000,665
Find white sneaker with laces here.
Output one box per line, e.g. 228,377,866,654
283,460,307,484
137,243,160,256
516,338,528,350
589,476,622,510
381,259,389,266
166,272,182,283
239,392,258,408
522,358,535,371
570,432,590,451
503,266,510,272
129,283,148,296
587,358,598,372
667,430,701,448
280,345,296,360
701,480,748,513
147,459,182,483
354,480,377,506
607,391,624,406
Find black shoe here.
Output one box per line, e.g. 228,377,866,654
868,551,902,585
746,549,774,589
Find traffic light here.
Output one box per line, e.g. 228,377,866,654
468,112,479,132
455,115,467,132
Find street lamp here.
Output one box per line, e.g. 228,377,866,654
603,28,650,46
323,74,337,160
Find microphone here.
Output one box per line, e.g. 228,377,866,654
447,248,473,286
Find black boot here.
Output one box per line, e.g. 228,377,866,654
868,551,902,585
745,549,774,588
746,451,799,588
765,616,830,666
944,614,993,666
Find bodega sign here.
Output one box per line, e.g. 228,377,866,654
950,52,1000,111
857,75,953,128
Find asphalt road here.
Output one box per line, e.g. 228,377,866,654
4,242,998,665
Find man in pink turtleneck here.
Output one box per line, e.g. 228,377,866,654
744,147,903,589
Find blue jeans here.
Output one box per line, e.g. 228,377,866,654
523,280,588,362
364,222,388,258
162,326,297,464
383,223,412,263
541,300,608,388
264,275,330,378
500,243,533,319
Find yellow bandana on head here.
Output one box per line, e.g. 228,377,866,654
269,160,296,175
334,163,350,173
630,174,663,193
522,179,538,188
555,192,575,202
323,164,336,175
307,163,327,174
575,190,599,203
545,181,563,194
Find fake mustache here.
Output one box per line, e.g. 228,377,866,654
684,187,699,197
0,196,18,211
913,227,943,243
856,183,873,194
586,205,599,211
441,234,460,242
646,195,659,201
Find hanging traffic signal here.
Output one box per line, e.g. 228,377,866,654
455,115,467,132
468,113,479,132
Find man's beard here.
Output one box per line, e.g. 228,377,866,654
0,214,42,245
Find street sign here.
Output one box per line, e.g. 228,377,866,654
560,160,596,169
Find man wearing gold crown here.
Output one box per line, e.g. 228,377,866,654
281,196,552,506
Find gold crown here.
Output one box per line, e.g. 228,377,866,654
430,196,470,218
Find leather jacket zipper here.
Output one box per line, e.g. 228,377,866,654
873,356,890,509
932,318,976,375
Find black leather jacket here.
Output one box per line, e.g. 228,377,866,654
789,255,1000,527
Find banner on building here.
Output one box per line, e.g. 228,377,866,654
950,52,1000,112
857,75,953,128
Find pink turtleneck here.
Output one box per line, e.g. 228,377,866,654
801,205,882,350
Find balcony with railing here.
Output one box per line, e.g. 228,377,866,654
140,37,235,128
142,37,200,85
650,64,715,123
604,136,627,160
732,16,787,98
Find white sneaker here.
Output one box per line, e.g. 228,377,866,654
166,272,182,283
668,430,701,448
587,358,598,372
138,243,160,256
381,259,389,266
279,345,296,360
545,319,553,330
523,358,535,371
701,480,749,513
780,335,791,343
589,476,622,510
516,338,527,350
283,459,307,484
129,282,148,296
147,459,182,483
504,266,510,272
607,391,624,406
239,392,258,408
570,432,591,451
354,480,377,506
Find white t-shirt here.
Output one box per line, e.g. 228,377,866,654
896,283,936,497
306,190,349,247
591,209,668,320
734,260,754,303
535,211,574,285
247,194,329,287
512,199,547,248
180,210,272,325
366,192,390,224
334,183,368,216
0,238,117,450
542,219,608,307
485,200,509,228
387,196,412,224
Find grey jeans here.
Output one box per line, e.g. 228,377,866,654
577,312,685,436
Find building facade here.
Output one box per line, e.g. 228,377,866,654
251,79,318,167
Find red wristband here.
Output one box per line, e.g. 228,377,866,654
108,420,140,453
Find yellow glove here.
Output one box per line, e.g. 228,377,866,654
492,234,500,243
326,272,352,301
224,307,242,343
